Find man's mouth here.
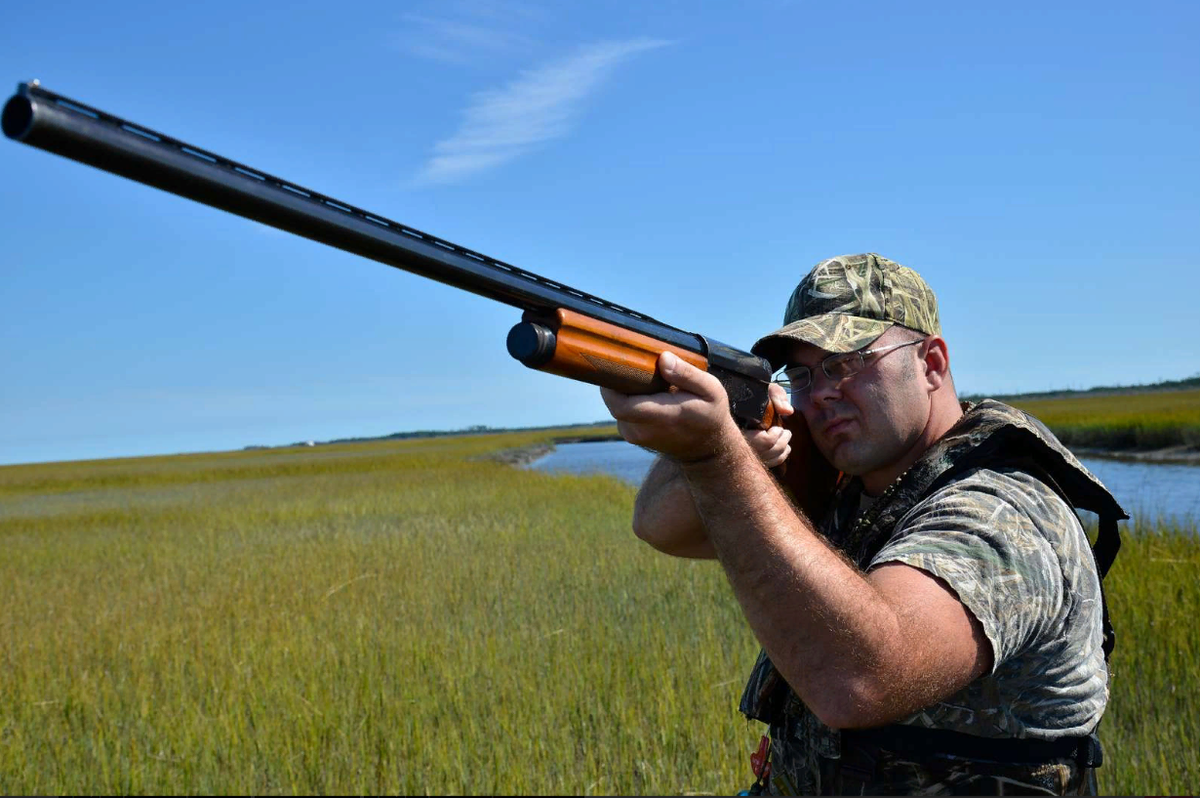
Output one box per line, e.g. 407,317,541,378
821,416,855,437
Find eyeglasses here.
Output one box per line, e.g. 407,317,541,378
773,338,924,396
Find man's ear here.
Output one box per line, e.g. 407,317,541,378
923,336,951,390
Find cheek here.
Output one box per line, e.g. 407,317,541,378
859,374,924,437
845,379,900,435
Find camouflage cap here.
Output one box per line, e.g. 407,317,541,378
752,253,941,369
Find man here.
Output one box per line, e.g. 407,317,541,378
600,254,1124,795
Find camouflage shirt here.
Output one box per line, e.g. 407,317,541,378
739,400,1125,795
869,467,1107,739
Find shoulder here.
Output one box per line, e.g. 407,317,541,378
889,465,1094,590
871,466,1096,667
908,466,1081,539
874,466,1076,596
877,466,1109,736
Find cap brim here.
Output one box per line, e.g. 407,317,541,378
751,314,893,369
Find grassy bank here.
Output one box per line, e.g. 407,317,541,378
0,432,757,795
1007,388,1200,452
1,432,1196,794
1102,518,1200,794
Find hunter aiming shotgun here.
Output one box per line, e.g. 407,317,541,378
2,80,837,511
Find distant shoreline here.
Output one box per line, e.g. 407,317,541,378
489,434,624,469
513,435,1200,470
1074,446,1200,467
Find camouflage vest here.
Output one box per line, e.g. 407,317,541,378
738,400,1126,796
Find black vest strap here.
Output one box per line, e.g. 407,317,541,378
1095,513,1121,659
843,725,1104,768
1093,513,1121,581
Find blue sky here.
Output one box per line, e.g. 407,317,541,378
2,0,1197,465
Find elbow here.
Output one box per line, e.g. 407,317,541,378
631,501,651,543
630,508,679,554
795,671,903,730
811,695,886,731
631,496,715,559
631,499,658,547
630,489,672,549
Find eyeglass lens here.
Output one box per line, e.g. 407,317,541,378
775,352,865,394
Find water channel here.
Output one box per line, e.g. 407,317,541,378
527,439,1200,526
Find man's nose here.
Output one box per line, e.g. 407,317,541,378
806,368,842,405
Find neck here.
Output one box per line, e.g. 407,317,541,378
861,392,964,496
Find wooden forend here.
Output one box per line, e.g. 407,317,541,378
536,308,710,395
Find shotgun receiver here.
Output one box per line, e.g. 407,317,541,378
3,80,781,431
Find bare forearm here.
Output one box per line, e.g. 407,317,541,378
632,456,716,559
601,352,986,728
679,440,925,726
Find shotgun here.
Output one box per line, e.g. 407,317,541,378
2,81,838,511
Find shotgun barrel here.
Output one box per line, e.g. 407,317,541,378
2,81,777,429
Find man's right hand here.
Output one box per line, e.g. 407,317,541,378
744,382,794,468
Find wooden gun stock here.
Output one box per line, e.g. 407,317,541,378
776,412,841,522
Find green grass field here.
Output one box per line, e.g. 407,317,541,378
1,432,1197,794
1008,388,1200,450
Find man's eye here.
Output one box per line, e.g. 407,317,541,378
826,355,858,377
787,368,811,385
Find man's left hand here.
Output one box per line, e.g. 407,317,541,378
600,351,743,464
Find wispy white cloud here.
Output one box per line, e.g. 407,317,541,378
416,38,671,185
394,1,543,65
397,12,534,65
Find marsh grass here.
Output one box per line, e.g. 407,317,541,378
1,432,1197,794
1101,517,1200,795
1010,389,1200,450
1,433,759,795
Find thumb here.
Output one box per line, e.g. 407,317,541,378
767,381,794,416
658,351,718,399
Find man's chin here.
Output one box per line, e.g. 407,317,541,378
816,439,858,476
822,440,873,477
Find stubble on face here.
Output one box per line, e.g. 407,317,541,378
791,333,932,490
